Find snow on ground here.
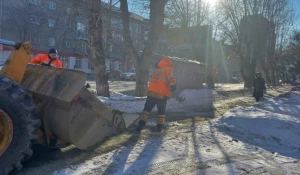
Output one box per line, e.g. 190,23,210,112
215,83,246,91
215,91,300,159
99,89,214,113
53,90,300,174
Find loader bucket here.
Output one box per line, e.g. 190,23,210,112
21,65,139,150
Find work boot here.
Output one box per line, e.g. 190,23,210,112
136,113,149,133
156,124,164,132
156,115,165,132
136,120,146,133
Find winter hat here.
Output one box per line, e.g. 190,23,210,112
49,48,58,54
161,56,174,68
162,56,171,64
256,72,261,77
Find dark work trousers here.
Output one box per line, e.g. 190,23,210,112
143,96,167,115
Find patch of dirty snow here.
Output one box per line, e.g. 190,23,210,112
52,136,186,175
98,89,213,113
215,83,246,91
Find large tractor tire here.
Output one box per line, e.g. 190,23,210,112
0,75,40,175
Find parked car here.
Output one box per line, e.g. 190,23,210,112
231,77,240,84
107,70,121,81
121,70,136,81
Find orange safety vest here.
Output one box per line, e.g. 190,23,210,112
148,57,176,98
30,54,63,68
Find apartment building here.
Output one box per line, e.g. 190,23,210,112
0,0,148,73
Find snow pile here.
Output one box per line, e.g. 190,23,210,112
215,91,300,159
289,91,300,101
177,89,213,106
98,89,213,113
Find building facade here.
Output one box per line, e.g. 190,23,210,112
0,0,148,74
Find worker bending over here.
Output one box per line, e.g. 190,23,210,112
30,48,62,68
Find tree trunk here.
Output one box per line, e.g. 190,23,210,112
243,71,255,88
265,71,271,87
241,60,256,88
135,59,151,96
89,0,110,97
120,0,168,97
94,67,110,97
270,69,276,86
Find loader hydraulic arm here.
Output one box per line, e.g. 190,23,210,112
0,39,32,83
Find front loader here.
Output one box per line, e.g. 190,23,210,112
0,40,139,175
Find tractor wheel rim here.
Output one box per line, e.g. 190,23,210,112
0,109,13,156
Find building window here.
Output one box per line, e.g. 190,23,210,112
136,26,140,33
81,43,86,51
76,22,88,39
61,57,68,68
48,38,55,46
30,34,40,43
109,44,113,52
29,15,39,25
67,21,75,31
49,1,56,10
67,7,71,14
48,19,56,28
129,24,133,32
88,60,92,70
28,0,40,5
75,58,82,69
111,17,120,25
65,40,71,48
111,17,122,29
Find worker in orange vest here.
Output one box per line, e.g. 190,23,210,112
30,48,63,68
136,56,176,132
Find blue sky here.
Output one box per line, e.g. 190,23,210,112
293,0,300,29
126,0,300,29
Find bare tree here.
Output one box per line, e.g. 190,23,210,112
280,30,300,82
3,0,47,41
216,0,294,88
120,0,169,97
88,0,110,97
257,0,294,86
165,0,210,28
50,11,73,57
4,0,77,59
70,0,111,97
165,0,221,88
165,0,211,63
